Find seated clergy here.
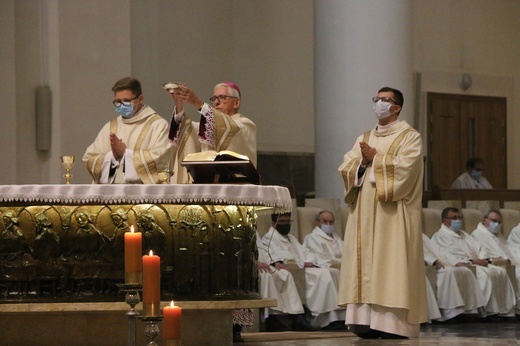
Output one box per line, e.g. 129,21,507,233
507,222,520,265
255,231,316,331
471,209,520,312
303,210,343,268
423,233,486,321
424,276,442,322
431,207,516,317
262,213,345,329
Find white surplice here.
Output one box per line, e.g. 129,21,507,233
431,224,516,316
471,223,520,312
303,226,344,268
423,234,486,320
256,232,304,317
262,227,345,327
425,277,441,322
507,224,520,264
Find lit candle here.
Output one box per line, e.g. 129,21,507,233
143,250,161,316
124,225,142,284
163,300,182,344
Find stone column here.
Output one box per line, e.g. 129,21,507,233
314,1,414,201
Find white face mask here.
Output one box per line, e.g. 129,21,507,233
373,100,393,120
488,221,501,234
321,224,334,235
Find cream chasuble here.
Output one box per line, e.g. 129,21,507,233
169,104,257,184
338,120,427,335
83,106,173,184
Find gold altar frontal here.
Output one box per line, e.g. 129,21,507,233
0,184,292,300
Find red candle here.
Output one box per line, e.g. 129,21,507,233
124,225,142,284
163,300,182,341
143,250,161,316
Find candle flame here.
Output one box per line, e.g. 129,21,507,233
149,250,153,256
170,300,175,308
130,225,135,233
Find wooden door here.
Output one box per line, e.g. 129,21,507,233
427,93,507,190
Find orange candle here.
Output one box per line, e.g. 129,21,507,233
163,301,182,341
124,225,142,284
143,250,161,316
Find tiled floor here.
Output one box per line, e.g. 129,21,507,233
240,321,520,345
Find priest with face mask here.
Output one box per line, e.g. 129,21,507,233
471,210,520,307
303,210,343,269
83,77,174,184
262,212,345,329
431,207,517,317
338,87,427,338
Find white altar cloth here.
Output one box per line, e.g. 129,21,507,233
0,184,292,212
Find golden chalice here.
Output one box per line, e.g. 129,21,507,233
158,170,172,184
61,156,75,184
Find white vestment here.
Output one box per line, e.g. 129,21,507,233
303,226,343,268
256,232,304,316
83,106,174,184
431,224,516,316
451,172,493,189
262,227,345,327
169,103,256,183
507,224,520,264
425,277,441,322
423,234,486,320
471,223,520,311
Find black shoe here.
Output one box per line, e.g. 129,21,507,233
321,320,348,331
353,329,382,339
290,314,320,331
265,316,290,332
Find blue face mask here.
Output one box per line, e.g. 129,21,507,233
321,224,335,235
470,170,482,180
450,220,462,232
116,103,135,118
488,222,501,234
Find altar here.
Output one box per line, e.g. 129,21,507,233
0,184,290,345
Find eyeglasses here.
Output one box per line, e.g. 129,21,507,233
444,216,463,220
113,95,139,107
209,95,237,104
277,220,293,225
486,217,502,224
372,96,397,104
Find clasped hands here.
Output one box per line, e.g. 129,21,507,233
360,141,376,166
110,133,126,161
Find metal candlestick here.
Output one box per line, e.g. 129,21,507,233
117,283,142,346
137,315,163,346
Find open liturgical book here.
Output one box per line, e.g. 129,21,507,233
182,150,261,184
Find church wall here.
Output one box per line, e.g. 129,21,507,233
413,0,520,188
0,1,17,184
1,0,519,190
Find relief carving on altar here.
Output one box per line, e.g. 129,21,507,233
0,204,258,301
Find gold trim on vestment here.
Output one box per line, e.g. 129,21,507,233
133,114,161,184
214,111,240,151
374,128,414,202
